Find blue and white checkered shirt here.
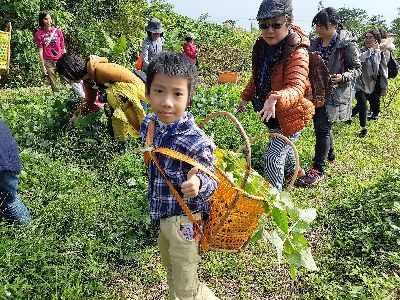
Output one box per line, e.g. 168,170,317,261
140,112,218,228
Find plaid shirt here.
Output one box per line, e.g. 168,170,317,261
140,112,218,228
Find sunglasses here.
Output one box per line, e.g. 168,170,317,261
259,23,286,30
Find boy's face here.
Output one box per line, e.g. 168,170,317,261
147,72,190,124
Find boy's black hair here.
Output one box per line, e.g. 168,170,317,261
312,7,342,30
366,29,382,44
38,11,50,28
145,51,197,106
185,37,193,43
56,53,87,81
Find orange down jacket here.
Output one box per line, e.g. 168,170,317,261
241,25,315,137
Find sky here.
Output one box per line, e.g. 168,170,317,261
163,0,400,33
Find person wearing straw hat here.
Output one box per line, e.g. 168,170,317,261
141,18,164,72
183,32,199,65
237,0,315,191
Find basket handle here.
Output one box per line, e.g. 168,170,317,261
199,111,252,190
237,133,300,190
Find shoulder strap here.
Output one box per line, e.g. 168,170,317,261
143,119,218,251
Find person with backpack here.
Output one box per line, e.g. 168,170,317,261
141,18,164,72
367,28,396,120
352,30,388,138
237,0,315,191
297,7,361,186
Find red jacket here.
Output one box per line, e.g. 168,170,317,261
241,25,314,137
183,42,198,64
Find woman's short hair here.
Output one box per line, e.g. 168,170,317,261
56,53,87,81
312,7,342,29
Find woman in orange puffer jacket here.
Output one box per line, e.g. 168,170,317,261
237,0,314,191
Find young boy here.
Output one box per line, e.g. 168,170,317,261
140,52,219,300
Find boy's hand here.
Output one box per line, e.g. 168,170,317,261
181,167,201,198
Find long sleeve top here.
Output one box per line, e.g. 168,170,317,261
141,36,163,71
140,112,218,229
0,121,21,173
183,42,198,64
355,47,388,94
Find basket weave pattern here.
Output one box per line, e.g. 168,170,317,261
203,167,265,251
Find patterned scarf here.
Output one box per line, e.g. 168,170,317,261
318,33,338,64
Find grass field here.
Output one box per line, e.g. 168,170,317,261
0,79,399,299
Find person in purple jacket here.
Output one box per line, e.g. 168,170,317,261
0,121,31,225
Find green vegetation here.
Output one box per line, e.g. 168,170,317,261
0,0,400,298
0,77,399,298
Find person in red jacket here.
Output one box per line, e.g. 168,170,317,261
183,32,198,65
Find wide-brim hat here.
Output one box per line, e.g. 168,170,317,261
256,0,293,20
146,17,164,34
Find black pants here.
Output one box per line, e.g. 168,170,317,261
369,75,382,116
313,106,334,172
353,89,380,127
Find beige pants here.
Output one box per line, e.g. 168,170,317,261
158,215,220,300
44,60,61,91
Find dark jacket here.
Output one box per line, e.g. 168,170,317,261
0,121,21,173
310,30,362,122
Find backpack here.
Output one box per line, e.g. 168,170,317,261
387,51,399,79
307,52,333,108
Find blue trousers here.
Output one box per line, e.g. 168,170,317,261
0,171,31,225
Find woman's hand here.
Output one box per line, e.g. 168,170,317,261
381,90,387,97
259,94,279,122
237,100,248,113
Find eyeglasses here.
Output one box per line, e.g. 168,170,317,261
259,23,286,30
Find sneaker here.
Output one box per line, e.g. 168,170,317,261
367,114,378,121
359,128,368,138
327,153,335,164
297,168,325,187
284,167,306,184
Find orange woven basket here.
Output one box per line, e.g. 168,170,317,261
199,111,299,252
